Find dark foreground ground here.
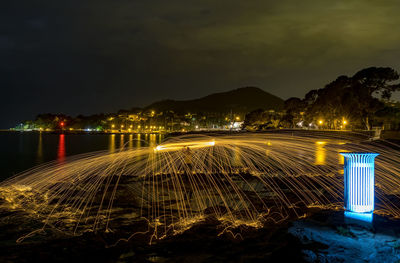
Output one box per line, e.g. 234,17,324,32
2,209,400,262
0,213,307,263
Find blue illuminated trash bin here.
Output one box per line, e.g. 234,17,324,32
340,152,379,221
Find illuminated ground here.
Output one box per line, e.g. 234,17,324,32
0,131,400,262
289,210,400,262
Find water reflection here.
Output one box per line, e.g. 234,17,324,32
57,134,66,163
37,133,43,163
137,134,141,148
109,134,116,153
314,141,326,165
128,134,133,150
149,134,157,147
120,134,125,149
107,134,163,152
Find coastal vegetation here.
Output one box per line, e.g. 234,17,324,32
14,67,400,133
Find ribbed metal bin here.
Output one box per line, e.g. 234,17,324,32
340,152,379,214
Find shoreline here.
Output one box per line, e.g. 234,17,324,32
2,128,400,141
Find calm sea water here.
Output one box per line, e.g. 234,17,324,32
0,132,164,181
0,131,346,182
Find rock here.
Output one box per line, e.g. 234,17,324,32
289,211,400,262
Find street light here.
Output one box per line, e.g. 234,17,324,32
111,124,115,128
318,120,323,125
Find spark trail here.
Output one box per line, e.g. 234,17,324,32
1,132,400,242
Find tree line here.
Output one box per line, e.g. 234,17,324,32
244,67,400,131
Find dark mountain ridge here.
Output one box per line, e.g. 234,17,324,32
145,87,284,113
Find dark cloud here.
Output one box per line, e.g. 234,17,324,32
1,0,400,127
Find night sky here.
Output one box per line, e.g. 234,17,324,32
1,1,400,128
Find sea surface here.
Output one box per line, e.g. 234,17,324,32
0,131,164,181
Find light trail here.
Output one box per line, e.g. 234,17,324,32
0,132,399,243
154,140,215,152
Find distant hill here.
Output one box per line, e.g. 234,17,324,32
145,87,284,114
